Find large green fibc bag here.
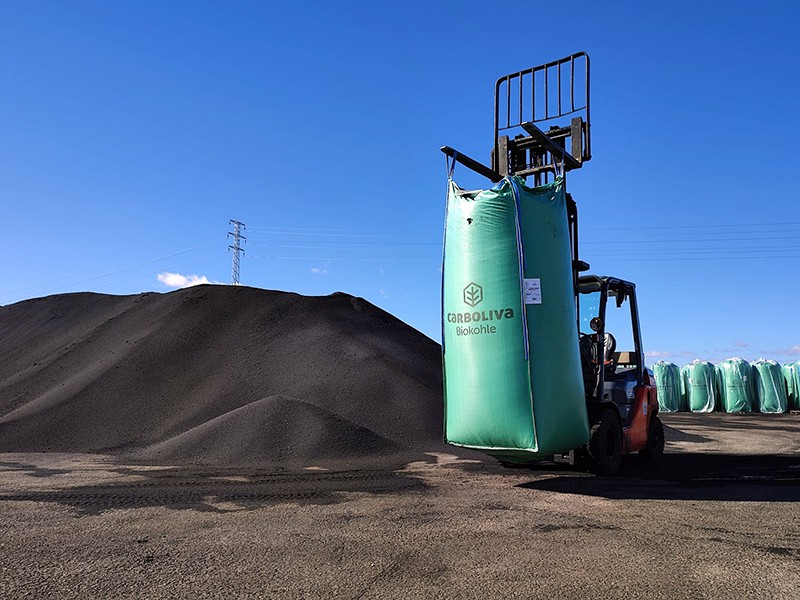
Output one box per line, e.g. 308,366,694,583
782,362,800,410
653,361,684,412
752,359,788,413
716,358,754,413
681,360,717,413
442,176,589,461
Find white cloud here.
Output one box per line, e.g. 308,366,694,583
779,345,800,356
733,340,751,348
157,272,212,288
645,350,672,358
310,267,328,275
379,287,390,299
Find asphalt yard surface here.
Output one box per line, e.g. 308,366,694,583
1,413,799,599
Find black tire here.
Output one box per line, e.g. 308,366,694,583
639,415,665,463
587,408,623,475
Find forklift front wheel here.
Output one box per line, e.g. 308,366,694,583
639,415,665,464
587,408,622,476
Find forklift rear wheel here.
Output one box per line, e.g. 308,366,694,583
639,415,665,463
587,408,622,475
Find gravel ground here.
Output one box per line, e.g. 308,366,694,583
1,414,799,599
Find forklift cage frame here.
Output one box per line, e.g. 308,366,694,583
440,52,592,297
493,52,591,185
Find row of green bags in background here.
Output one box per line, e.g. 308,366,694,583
653,358,800,414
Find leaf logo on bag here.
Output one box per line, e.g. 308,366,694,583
463,282,483,307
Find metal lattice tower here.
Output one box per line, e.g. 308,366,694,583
228,219,246,285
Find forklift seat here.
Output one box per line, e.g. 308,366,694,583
602,333,616,363
579,332,617,393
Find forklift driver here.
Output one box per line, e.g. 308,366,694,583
579,317,617,394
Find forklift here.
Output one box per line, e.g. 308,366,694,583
441,52,664,475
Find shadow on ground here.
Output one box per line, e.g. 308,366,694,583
0,464,427,516
517,453,800,502
0,461,74,478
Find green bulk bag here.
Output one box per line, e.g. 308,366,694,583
752,359,788,413
793,362,800,410
653,361,684,412
681,360,717,413
716,358,754,413
442,176,589,461
782,362,800,411
791,362,800,410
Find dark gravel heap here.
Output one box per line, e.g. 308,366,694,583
0,285,444,465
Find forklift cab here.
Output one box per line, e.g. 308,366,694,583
578,275,646,426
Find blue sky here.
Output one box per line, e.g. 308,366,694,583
1,1,799,366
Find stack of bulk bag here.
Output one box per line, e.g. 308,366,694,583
653,361,684,412
681,360,717,413
783,362,800,411
715,358,754,413
442,176,589,462
752,359,788,413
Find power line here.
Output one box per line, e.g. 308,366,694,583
249,255,438,262
589,245,800,256
92,253,220,291
591,254,800,262
250,231,430,240
242,223,800,266
247,226,383,234
585,221,800,232
250,241,440,248
250,222,800,235
583,234,800,245
0,236,225,300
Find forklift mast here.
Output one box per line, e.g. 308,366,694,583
441,52,592,300
441,52,591,181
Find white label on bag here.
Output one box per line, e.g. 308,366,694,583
523,278,542,304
